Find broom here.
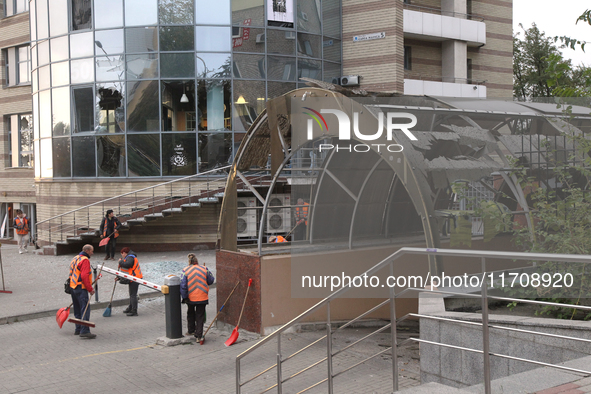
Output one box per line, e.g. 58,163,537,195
102,278,117,317
67,262,104,327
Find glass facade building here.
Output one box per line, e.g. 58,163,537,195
30,0,342,178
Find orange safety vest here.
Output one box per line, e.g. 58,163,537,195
15,217,29,235
183,265,209,302
69,255,92,290
274,235,287,243
295,202,309,226
120,255,143,279
102,217,119,238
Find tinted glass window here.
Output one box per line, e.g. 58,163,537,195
127,134,161,176
72,136,96,176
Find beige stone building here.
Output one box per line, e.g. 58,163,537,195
0,0,35,239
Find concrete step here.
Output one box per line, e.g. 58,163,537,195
214,192,224,198
143,213,164,221
80,231,99,238
65,236,83,244
181,203,201,210
126,218,146,226
162,208,183,216
198,197,219,203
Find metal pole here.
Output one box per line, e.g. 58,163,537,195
327,302,333,393
277,334,283,394
390,262,398,392
93,266,99,302
236,357,241,394
163,275,183,339
481,257,491,394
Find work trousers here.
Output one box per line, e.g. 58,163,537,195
105,237,117,258
187,303,206,338
71,286,91,334
128,281,139,313
15,233,29,252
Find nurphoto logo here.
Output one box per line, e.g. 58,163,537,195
303,108,418,153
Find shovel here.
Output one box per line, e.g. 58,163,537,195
102,278,117,317
224,278,252,347
56,303,73,328
200,281,240,345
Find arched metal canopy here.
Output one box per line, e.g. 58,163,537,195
219,87,591,275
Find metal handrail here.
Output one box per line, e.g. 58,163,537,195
36,165,232,225
236,247,591,394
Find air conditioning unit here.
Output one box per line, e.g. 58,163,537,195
237,197,257,237
340,75,360,86
256,33,265,43
266,194,291,234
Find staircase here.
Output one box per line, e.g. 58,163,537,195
35,167,272,255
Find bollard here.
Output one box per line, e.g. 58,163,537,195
164,274,183,339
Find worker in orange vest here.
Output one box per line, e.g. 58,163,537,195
118,247,142,316
294,198,309,241
69,244,96,339
181,253,215,343
269,235,287,243
100,209,121,261
13,209,30,254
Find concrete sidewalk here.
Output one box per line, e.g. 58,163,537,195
0,244,421,393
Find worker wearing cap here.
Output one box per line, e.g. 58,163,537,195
118,247,142,316
13,209,30,254
180,253,214,343
69,244,96,339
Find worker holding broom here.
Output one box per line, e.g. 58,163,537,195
180,253,214,343
69,244,96,339
117,247,142,316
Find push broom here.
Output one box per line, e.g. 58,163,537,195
200,281,240,345
225,278,252,347
102,278,117,317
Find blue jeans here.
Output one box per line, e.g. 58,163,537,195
71,286,91,334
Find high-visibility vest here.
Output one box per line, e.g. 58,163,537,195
15,217,29,235
274,235,287,243
69,255,91,290
295,202,309,225
120,255,143,279
102,217,119,238
183,265,209,302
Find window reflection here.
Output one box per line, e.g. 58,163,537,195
127,134,161,176
127,80,160,131
125,27,158,53
95,30,124,54
268,81,295,99
96,55,124,81
160,26,194,51
161,53,195,78
94,0,123,29
231,0,264,27
162,133,196,175
51,62,69,87
232,54,265,79
267,56,296,81
70,33,94,58
52,137,71,177
40,138,52,177
125,0,158,26
195,26,230,52
298,59,321,80
232,27,264,53
322,0,342,38
96,83,125,133
71,0,92,30
197,53,231,78
196,0,230,25
72,136,96,176
36,0,49,39
197,80,231,131
50,36,69,62
232,80,264,132
161,80,195,131
71,58,94,84
39,90,51,137
52,87,70,135
38,40,49,65
126,54,159,80
160,0,194,25
198,133,231,172
39,65,50,90
267,29,296,55
297,0,321,34
49,0,68,36
297,33,321,58
72,86,94,133
97,135,125,176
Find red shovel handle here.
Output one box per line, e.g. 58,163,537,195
248,278,252,287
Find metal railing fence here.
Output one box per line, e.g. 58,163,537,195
236,247,591,394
